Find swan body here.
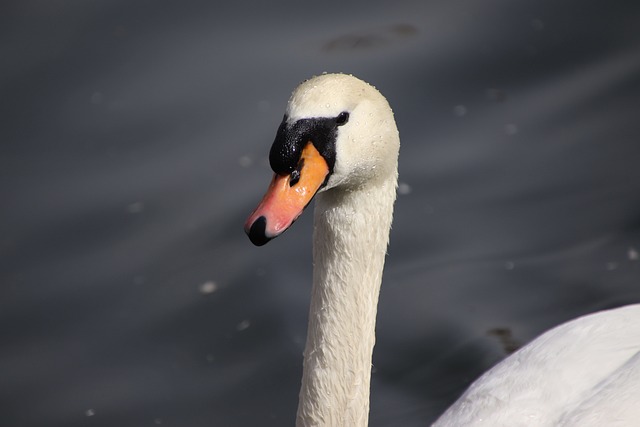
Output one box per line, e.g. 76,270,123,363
244,73,640,426
434,304,640,426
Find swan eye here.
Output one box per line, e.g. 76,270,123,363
335,112,349,126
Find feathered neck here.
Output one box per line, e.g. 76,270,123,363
296,176,397,427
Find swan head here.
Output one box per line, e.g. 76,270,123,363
245,73,399,246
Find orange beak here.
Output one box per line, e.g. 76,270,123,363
245,142,330,246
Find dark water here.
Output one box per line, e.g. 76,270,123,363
2,1,640,426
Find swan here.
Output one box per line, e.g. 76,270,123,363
244,73,640,426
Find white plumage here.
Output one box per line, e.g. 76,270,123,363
435,304,640,426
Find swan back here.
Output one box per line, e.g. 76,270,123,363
434,304,640,427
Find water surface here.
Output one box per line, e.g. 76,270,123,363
2,1,640,426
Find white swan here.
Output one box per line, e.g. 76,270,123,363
244,73,640,427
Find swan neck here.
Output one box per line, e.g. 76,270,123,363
296,179,396,427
